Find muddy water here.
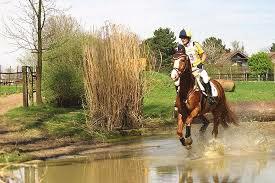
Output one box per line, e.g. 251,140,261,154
9,122,275,183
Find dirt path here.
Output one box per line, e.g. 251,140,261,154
0,93,22,115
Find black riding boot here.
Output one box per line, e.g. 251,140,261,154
204,82,216,105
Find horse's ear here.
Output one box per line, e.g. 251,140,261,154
171,48,177,55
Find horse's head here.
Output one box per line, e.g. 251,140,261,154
170,51,191,81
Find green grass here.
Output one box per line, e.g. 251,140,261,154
4,105,139,142
143,71,275,119
0,85,22,96
225,81,275,101
5,105,90,140
143,72,175,119
0,152,32,163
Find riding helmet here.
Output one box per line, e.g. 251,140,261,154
179,29,192,39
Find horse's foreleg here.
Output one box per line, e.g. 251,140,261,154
177,113,184,137
185,107,200,145
177,113,187,146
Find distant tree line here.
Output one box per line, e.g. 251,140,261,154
143,27,274,75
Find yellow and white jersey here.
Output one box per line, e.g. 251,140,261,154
184,41,205,67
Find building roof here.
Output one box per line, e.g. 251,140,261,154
223,51,248,60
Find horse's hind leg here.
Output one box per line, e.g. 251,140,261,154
199,115,210,134
212,111,220,138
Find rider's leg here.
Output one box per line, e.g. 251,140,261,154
195,75,205,92
192,68,206,93
200,70,216,104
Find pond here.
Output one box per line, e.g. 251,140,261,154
8,122,275,183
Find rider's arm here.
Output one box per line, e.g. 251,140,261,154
201,52,207,63
195,42,207,64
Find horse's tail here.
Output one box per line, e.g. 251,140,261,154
219,98,238,128
213,80,238,128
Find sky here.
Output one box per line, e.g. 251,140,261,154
0,0,275,68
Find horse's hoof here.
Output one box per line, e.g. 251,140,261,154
185,137,193,145
185,145,192,150
179,137,186,146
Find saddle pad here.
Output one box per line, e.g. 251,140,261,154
210,81,218,97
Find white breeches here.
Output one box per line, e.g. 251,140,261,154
174,68,210,92
192,67,210,91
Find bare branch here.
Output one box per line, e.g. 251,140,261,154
41,1,46,28
28,0,39,17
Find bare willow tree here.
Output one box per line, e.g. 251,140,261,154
3,0,59,104
202,37,227,64
231,40,245,52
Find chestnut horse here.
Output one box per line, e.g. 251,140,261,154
171,51,237,148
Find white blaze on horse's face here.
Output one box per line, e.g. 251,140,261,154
171,58,180,81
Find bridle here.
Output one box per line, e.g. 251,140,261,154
172,54,189,78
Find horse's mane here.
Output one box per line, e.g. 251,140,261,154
172,51,185,60
173,50,195,102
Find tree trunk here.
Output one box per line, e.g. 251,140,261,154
36,0,43,105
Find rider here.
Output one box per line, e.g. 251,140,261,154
178,28,215,104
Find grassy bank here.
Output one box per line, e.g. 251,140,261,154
4,106,88,140
0,105,166,162
0,106,91,162
0,85,22,96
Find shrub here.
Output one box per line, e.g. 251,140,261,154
42,16,85,107
248,52,272,75
84,24,147,131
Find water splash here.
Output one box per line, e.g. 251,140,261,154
200,122,273,157
204,139,226,157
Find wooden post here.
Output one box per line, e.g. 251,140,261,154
16,66,19,80
29,67,34,106
22,66,28,107
16,66,19,89
8,66,11,85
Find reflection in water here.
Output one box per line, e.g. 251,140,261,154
12,148,274,183
9,122,275,183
